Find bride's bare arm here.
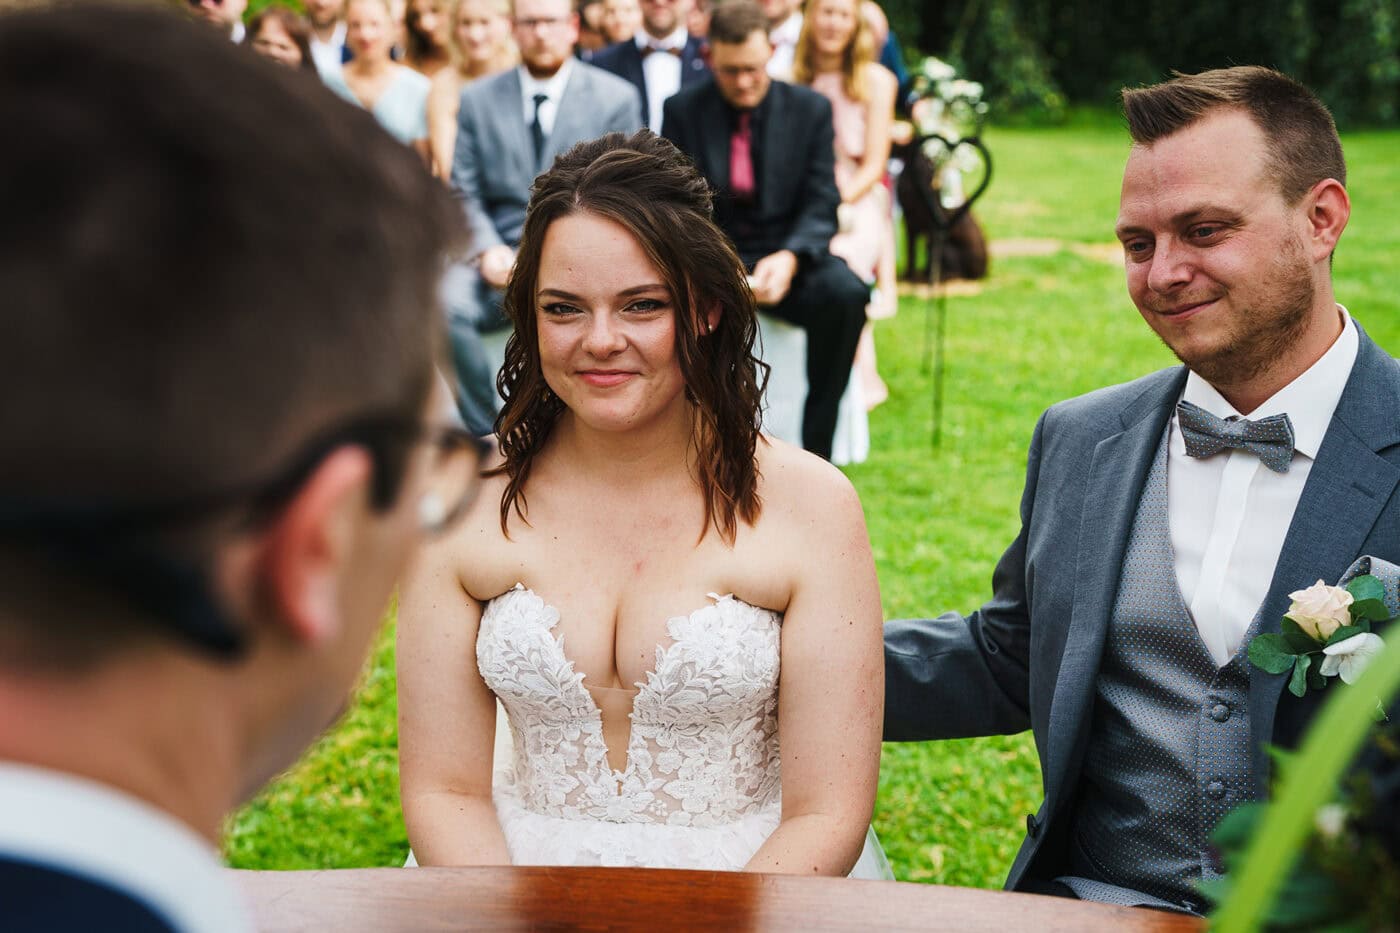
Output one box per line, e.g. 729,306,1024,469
744,455,884,875
397,530,511,865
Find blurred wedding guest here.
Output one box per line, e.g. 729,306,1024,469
591,0,709,133
598,0,641,45
427,0,517,180
248,5,317,71
325,0,432,161
404,0,453,76
0,3,470,931
442,0,640,434
187,0,247,41
399,130,885,876
575,0,606,55
686,0,709,37
793,0,896,406
305,0,351,76
662,0,867,459
759,0,799,78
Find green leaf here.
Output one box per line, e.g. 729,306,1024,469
1289,654,1312,697
1324,625,1364,647
1248,633,1299,674
1281,617,1323,653
1307,665,1328,691
1349,597,1392,622
1345,574,1385,605
1211,802,1267,852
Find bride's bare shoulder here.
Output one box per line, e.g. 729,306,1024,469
753,436,865,529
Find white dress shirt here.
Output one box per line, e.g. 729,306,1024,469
636,25,687,133
767,12,801,80
519,58,575,139
310,21,347,79
1168,308,1358,666
0,762,252,932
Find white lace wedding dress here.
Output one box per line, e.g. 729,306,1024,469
473,584,891,876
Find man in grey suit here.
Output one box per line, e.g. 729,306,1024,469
884,66,1400,914
445,0,642,434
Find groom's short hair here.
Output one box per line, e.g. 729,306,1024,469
1122,65,1345,206
0,1,466,668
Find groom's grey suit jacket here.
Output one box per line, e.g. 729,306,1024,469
884,323,1400,892
449,64,642,256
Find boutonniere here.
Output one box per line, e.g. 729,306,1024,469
1248,576,1391,704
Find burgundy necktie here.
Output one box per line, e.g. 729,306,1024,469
729,111,754,201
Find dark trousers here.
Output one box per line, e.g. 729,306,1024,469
758,252,868,459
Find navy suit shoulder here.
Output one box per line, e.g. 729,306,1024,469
589,38,635,75
1,856,177,932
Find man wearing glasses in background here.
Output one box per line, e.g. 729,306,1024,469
0,4,481,930
443,0,641,436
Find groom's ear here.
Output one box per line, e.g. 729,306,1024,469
245,446,375,646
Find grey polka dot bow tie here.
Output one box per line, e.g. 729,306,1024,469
1176,400,1296,473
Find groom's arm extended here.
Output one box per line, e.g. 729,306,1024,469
883,412,1047,741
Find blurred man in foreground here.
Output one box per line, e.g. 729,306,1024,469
0,4,473,930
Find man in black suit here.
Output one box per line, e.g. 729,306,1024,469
591,0,710,133
661,0,867,460
0,5,476,930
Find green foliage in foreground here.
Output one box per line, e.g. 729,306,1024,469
224,119,1400,888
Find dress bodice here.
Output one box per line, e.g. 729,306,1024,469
477,585,783,830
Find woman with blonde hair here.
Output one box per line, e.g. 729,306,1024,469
793,0,897,407
324,0,432,163
427,0,518,179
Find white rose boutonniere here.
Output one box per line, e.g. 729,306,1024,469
1286,580,1354,641
1248,574,1391,707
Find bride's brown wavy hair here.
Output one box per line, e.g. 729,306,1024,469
489,130,768,544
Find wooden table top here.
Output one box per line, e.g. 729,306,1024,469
233,866,1207,932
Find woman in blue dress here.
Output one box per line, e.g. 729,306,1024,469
325,0,431,163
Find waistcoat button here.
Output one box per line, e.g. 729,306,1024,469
1210,703,1231,722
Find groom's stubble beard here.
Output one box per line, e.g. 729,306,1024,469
1156,232,1315,392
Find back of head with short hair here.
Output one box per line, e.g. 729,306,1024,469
707,0,767,45
0,0,467,669
1121,65,1346,204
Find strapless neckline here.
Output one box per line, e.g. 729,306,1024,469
485,583,778,733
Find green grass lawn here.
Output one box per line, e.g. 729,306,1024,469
224,114,1400,888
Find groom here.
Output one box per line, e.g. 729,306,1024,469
884,66,1400,913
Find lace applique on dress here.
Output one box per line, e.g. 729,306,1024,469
475,584,784,869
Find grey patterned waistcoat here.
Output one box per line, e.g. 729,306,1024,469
1067,431,1262,910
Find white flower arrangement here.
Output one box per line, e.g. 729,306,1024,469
908,56,990,208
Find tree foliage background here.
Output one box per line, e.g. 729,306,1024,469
882,0,1400,125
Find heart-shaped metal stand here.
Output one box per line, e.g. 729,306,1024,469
911,133,992,447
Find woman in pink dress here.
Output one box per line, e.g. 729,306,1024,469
793,0,897,407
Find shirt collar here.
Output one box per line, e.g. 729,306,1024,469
0,762,252,932
518,57,574,103
635,24,688,52
1180,306,1358,460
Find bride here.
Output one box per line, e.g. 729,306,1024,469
398,130,886,875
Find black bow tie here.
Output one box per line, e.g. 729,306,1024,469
1176,400,1296,473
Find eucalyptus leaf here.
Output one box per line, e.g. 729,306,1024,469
1281,617,1323,653
1249,633,1299,674
1324,625,1364,647
1345,573,1385,605
1289,654,1312,697
1350,597,1392,622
